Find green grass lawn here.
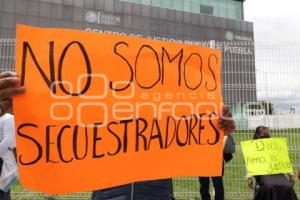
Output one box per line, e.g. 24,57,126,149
11,129,300,199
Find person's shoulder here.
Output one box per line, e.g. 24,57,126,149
0,113,14,121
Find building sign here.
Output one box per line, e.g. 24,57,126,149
15,25,224,194
85,10,121,26
225,31,253,42
217,43,253,55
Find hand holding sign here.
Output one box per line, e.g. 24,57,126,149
218,105,235,136
0,71,25,115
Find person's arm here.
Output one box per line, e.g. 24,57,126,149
247,176,254,189
0,114,15,153
218,106,235,136
288,174,295,185
0,71,25,115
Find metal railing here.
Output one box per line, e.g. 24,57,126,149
1,39,300,199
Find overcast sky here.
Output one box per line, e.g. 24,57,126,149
244,0,300,111
244,0,300,43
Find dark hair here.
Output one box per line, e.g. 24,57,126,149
254,126,267,139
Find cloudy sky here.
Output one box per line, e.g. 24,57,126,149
244,0,300,111
244,0,300,43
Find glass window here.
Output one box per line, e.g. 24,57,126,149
39,0,52,3
150,6,159,18
74,0,83,8
0,28,15,38
51,0,62,4
62,0,74,6
95,0,104,10
132,3,141,15
129,0,141,4
132,16,143,30
28,1,40,16
236,5,242,19
0,0,3,12
175,10,183,22
73,7,83,22
114,0,123,13
201,0,211,6
60,20,74,28
84,0,94,9
218,1,228,18
141,5,150,17
73,21,84,30
51,4,62,19
158,6,167,19
124,2,132,14
122,15,132,28
1,13,15,29
40,3,51,17
161,0,172,8
26,16,39,26
104,0,114,12
15,14,26,24
183,1,191,12
227,4,236,19
166,9,175,21
15,0,28,15
172,0,183,11
141,0,151,5
61,5,73,20
212,1,220,18
151,0,159,6
120,0,243,20
200,5,213,15
191,1,200,14
39,17,52,27
3,0,15,12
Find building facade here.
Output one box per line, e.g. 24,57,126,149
0,0,255,128
0,0,252,40
121,0,245,20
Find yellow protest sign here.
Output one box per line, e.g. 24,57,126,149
14,25,223,194
241,138,293,176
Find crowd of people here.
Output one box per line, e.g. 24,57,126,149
0,71,298,200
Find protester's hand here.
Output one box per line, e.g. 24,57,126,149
288,174,295,185
0,71,25,115
218,106,235,136
247,177,254,189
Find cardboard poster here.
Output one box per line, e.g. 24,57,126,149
241,138,293,176
15,25,223,194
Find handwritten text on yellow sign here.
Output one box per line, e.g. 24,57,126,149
241,138,292,176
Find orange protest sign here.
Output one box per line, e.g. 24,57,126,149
14,25,223,194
